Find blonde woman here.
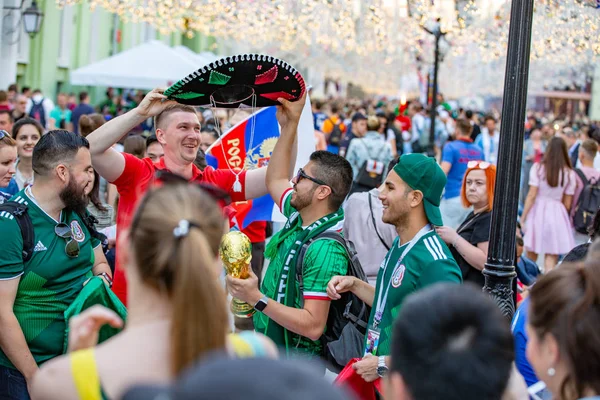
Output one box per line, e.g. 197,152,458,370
31,178,275,400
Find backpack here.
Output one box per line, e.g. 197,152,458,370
296,231,370,371
326,118,344,146
573,169,600,234
29,98,47,128
352,140,387,194
0,202,109,262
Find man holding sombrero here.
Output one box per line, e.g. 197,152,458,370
327,154,462,382
87,88,306,305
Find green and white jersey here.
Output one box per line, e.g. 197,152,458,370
0,187,100,369
254,189,348,357
367,228,462,356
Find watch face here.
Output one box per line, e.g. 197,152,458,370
255,300,267,312
377,366,389,377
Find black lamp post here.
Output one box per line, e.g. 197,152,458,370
2,0,44,39
422,18,446,156
483,0,535,319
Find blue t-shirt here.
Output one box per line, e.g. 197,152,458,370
441,140,484,199
511,298,540,387
0,178,18,196
72,104,96,135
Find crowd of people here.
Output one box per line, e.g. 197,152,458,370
0,82,598,400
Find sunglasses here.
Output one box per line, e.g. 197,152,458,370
467,161,491,170
55,223,80,258
0,130,7,140
296,168,334,194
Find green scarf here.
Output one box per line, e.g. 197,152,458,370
263,208,344,355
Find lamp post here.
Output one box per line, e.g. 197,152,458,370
483,0,535,319
422,18,445,156
22,1,44,38
2,0,44,39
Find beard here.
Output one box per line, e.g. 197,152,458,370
60,178,89,215
290,187,314,211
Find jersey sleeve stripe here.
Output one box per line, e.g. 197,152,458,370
431,236,448,260
424,237,440,261
0,272,24,281
427,237,444,260
303,292,330,300
279,188,293,212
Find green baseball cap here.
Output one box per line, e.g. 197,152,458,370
392,153,447,226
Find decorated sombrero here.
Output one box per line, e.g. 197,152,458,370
164,54,306,108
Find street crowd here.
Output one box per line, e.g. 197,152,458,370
0,83,599,400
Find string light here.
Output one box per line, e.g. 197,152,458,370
55,0,599,96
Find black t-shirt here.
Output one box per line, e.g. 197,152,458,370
450,211,492,288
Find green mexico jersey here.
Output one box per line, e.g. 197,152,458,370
0,188,100,368
367,229,462,356
254,189,348,357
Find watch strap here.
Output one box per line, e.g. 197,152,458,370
97,272,113,288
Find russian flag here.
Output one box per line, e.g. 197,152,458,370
205,97,315,229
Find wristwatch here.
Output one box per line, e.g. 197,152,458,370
254,296,268,312
377,356,389,378
97,272,113,288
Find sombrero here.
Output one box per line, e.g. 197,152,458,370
164,54,306,108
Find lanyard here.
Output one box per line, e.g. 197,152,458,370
373,224,432,328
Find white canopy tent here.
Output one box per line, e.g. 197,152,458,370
70,40,215,89
174,45,216,68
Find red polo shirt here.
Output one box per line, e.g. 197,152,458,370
111,153,247,305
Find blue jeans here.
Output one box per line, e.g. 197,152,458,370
0,365,30,400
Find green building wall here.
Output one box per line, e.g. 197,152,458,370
15,0,218,103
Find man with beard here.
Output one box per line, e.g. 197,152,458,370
327,153,461,382
87,88,305,304
0,130,112,398
227,148,353,360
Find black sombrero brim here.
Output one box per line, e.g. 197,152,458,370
164,54,306,108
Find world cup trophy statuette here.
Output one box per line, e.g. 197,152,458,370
219,231,256,318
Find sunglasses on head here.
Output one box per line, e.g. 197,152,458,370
467,161,491,170
0,130,8,140
55,223,80,258
295,168,334,194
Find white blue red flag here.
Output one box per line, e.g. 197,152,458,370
205,97,314,229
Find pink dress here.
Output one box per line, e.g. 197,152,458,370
524,164,576,255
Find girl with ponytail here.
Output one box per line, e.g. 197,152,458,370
526,251,600,400
31,178,276,400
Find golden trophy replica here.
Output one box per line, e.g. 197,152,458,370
220,231,256,318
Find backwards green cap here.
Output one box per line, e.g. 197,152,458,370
392,153,447,226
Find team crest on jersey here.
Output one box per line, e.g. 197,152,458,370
70,221,85,243
391,265,406,288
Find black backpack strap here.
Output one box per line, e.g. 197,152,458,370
368,194,391,251
0,202,34,262
575,168,589,186
296,230,368,307
77,210,108,252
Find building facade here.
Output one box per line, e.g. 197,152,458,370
0,0,217,101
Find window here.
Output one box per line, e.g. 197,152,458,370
57,5,74,67
140,22,155,43
88,8,100,63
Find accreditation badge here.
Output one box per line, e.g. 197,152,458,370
364,327,381,356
